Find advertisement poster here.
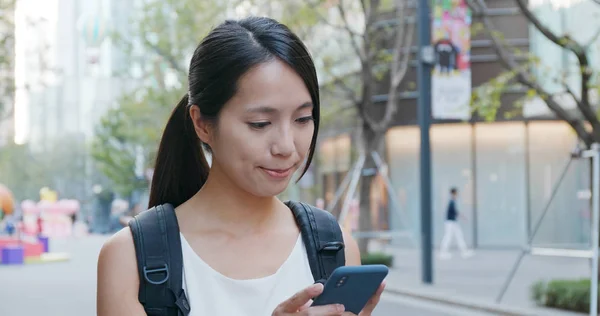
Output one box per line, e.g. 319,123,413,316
432,0,472,120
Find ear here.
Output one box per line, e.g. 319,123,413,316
189,105,213,146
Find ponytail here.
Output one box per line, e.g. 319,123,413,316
148,94,210,209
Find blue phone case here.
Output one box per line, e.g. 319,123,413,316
311,265,389,314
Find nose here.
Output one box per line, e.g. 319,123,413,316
271,126,295,157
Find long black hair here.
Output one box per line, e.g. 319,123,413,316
148,17,320,208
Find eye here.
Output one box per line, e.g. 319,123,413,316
296,116,314,124
247,122,270,129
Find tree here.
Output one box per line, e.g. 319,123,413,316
0,142,45,200
0,135,88,201
92,0,241,196
298,0,415,252
469,0,600,148
90,87,180,197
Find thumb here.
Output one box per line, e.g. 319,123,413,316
277,283,324,313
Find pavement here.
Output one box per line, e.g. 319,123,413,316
0,235,498,316
383,247,591,315
375,293,499,316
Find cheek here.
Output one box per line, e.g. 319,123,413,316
212,125,264,168
297,125,315,158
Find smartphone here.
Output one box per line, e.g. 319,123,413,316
311,264,389,314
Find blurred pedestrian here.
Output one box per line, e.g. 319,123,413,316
439,187,474,259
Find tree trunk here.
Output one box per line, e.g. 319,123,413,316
357,121,386,255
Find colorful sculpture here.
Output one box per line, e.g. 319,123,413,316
0,184,14,217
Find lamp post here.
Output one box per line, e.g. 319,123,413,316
417,0,434,284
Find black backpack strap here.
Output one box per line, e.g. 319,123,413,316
128,204,190,316
285,201,345,284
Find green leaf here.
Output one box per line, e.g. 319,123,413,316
471,22,485,37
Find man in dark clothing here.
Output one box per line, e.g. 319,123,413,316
439,187,474,259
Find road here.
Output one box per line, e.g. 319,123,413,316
375,294,495,316
0,235,493,316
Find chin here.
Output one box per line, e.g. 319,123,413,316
249,183,290,198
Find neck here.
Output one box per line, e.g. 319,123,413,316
179,163,282,235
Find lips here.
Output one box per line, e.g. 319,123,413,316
260,167,294,179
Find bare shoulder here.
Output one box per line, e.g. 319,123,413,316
98,227,137,271
97,227,146,315
341,227,361,266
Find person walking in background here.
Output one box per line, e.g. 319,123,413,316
439,187,474,259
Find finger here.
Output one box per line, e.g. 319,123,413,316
277,283,324,313
360,281,386,315
297,299,313,312
302,304,345,316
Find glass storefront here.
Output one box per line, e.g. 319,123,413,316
431,124,475,247
385,127,420,246
528,122,591,247
474,123,527,247
381,121,588,248
386,125,475,247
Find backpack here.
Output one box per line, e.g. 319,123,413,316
128,201,346,316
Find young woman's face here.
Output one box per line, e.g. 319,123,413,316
201,59,315,197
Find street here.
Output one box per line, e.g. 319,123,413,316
0,235,493,316
374,294,496,316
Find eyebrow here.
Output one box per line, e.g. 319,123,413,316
246,102,313,114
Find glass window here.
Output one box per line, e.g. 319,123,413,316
386,127,421,246
475,123,527,247
528,122,591,247
431,124,474,247
386,124,474,247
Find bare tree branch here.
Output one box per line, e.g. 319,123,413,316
513,0,583,55
360,0,370,26
372,0,415,132
323,71,361,106
304,0,366,61
559,78,600,137
563,83,582,107
337,0,367,61
356,0,414,133
303,0,362,37
585,27,600,48
468,0,594,145
356,0,379,104
142,37,186,77
358,66,377,129
512,0,598,135
391,0,414,89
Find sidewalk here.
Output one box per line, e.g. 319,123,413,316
383,248,591,315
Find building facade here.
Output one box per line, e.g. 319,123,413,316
17,0,137,152
0,3,14,147
316,0,595,249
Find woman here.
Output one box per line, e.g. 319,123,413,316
97,17,385,316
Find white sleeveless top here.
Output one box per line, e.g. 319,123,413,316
180,233,315,316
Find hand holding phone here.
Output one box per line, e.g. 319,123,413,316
272,283,346,315
311,265,389,315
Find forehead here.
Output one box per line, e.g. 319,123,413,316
225,59,313,113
